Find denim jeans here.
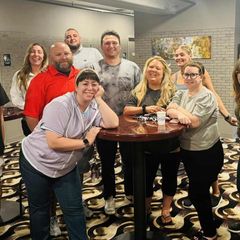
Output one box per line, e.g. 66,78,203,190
19,149,87,240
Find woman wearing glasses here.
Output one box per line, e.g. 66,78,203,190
172,45,237,125
167,62,223,240
172,45,236,209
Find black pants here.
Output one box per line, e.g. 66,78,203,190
96,139,132,199
145,151,180,197
181,140,224,238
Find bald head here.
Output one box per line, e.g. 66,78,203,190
50,42,73,73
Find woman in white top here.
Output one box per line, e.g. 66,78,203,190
10,43,48,110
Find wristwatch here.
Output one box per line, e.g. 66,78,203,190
142,105,147,114
83,138,90,147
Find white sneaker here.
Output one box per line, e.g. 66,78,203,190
83,201,94,218
50,216,61,237
104,196,115,215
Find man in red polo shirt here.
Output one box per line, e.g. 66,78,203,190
24,41,79,131
24,41,79,237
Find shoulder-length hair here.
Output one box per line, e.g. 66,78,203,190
133,56,176,108
17,43,48,91
233,60,240,105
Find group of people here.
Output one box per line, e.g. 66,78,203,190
0,27,237,240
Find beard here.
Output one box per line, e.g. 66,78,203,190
55,59,73,73
68,43,80,52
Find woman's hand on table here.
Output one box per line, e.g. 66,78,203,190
146,105,163,113
177,113,191,126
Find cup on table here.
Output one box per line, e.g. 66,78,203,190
156,111,166,125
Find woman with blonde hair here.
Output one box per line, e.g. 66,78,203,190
124,56,180,224
10,43,47,135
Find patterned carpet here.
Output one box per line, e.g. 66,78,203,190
0,138,240,240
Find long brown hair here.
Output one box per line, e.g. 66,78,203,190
233,60,240,106
17,43,47,91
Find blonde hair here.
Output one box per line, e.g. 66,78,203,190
133,56,175,107
176,45,192,56
17,43,47,91
233,60,240,106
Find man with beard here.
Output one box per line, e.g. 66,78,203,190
24,42,79,237
64,28,102,69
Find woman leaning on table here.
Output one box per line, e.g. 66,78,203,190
167,62,223,240
172,44,236,207
19,69,119,240
123,56,180,225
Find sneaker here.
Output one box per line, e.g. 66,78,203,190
211,195,222,209
104,196,115,215
83,201,94,218
50,216,61,237
228,221,240,233
182,198,194,209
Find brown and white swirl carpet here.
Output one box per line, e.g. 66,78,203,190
0,138,239,239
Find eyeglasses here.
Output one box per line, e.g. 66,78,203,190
183,73,200,79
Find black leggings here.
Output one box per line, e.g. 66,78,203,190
181,140,224,238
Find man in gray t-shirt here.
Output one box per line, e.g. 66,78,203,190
93,30,141,215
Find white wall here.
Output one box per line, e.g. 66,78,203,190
0,0,134,41
135,0,236,35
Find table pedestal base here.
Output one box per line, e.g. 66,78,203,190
113,231,170,240
0,200,23,225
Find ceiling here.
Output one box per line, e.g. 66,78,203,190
28,0,197,17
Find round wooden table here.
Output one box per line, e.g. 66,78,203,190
3,107,23,121
98,115,185,240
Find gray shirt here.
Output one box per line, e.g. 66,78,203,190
93,58,141,115
73,46,103,69
127,88,161,107
22,92,102,178
171,87,219,151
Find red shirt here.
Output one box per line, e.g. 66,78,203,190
24,65,79,119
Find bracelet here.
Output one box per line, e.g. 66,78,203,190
224,114,231,122
142,105,147,114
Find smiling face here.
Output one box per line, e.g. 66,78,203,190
76,79,99,102
29,45,45,67
64,29,81,52
50,42,73,73
101,35,121,59
174,47,192,68
146,59,164,89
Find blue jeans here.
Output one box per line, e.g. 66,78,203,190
19,149,87,240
